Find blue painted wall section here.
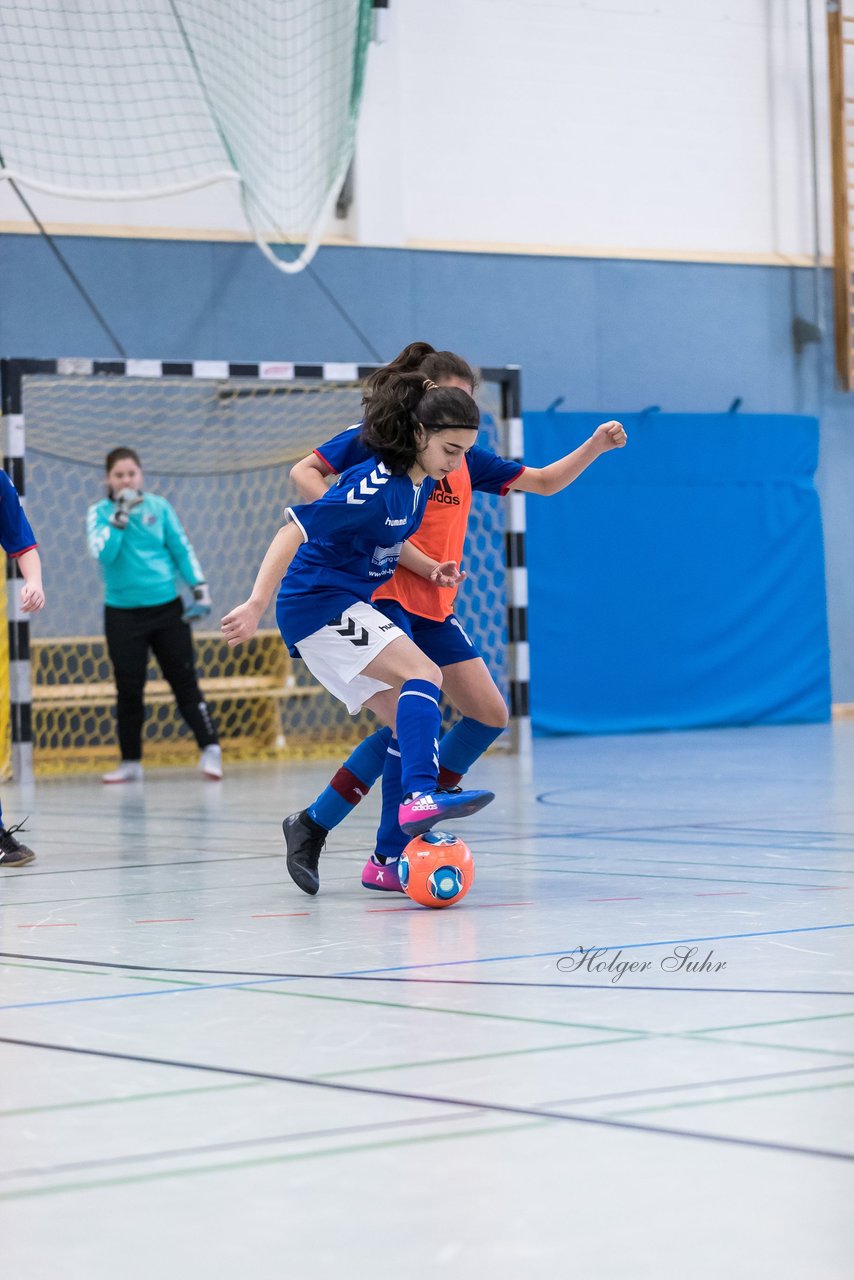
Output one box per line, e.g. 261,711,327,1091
0,232,849,704
523,411,830,733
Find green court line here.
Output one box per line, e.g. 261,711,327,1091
684,1035,854,1059
317,1033,647,1079
0,1080,264,1119
0,1117,549,1201
235,981,645,1035
687,1010,854,1035
1,961,116,978
607,1076,854,1119
1,961,205,989
6,960,854,1074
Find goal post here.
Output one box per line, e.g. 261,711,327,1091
0,357,529,781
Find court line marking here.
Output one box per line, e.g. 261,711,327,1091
3,957,854,1065
11,1075,854,1187
0,1034,850,1167
3,933,854,999
5,1058,854,1125
0,1107,482,1182
0,1080,263,1119
541,1061,854,1109
0,1118,550,1201
607,1077,854,1119
528,866,849,889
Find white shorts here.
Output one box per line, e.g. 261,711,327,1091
295,601,405,715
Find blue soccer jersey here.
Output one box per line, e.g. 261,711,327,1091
277,456,435,650
0,470,37,559
313,424,524,621
315,424,524,498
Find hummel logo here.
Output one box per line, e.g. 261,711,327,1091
346,462,390,505
385,516,407,526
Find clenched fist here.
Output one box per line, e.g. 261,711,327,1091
591,420,628,452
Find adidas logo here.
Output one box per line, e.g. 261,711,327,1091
429,476,460,506
408,795,439,812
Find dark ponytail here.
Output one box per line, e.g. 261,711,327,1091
361,374,479,475
364,341,478,398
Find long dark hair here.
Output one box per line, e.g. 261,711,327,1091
361,372,479,475
363,341,478,397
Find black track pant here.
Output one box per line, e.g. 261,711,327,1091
104,598,219,761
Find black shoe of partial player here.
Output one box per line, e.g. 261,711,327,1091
0,820,35,867
282,810,327,896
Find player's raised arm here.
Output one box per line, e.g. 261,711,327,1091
507,420,627,496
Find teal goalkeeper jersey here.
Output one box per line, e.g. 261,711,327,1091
86,493,204,609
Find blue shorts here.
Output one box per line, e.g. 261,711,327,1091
374,600,481,667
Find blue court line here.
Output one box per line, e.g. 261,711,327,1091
2,949,852,997
525,865,847,889
1,923,852,1012
338,923,854,978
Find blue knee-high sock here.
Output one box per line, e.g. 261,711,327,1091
375,737,406,862
438,716,505,787
396,679,440,800
307,726,392,831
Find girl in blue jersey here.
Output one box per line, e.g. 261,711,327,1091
288,343,627,893
0,469,45,867
222,374,495,895
87,448,222,783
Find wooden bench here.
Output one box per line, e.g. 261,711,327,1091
28,628,352,774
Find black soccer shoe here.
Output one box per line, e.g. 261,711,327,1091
0,820,36,868
282,810,327,896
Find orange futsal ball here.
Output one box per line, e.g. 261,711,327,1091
399,831,475,908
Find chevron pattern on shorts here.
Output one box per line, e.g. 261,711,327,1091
327,615,371,647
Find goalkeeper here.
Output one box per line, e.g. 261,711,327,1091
86,447,222,782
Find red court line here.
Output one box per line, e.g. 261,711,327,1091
16,923,78,928
134,918,196,924
588,897,643,902
251,913,311,919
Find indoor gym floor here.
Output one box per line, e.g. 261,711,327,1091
1,722,852,1279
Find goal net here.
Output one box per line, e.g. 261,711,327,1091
1,359,526,777
0,0,373,273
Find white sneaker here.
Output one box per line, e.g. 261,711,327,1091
199,744,223,781
102,761,143,784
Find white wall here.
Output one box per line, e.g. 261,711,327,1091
0,0,831,263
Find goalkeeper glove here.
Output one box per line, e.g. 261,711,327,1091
109,488,145,529
183,581,212,623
